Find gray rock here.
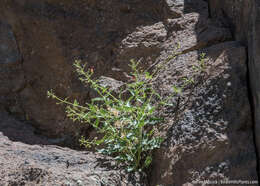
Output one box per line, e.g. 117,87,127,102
0,112,143,186
209,0,260,178
150,41,258,185
0,21,21,65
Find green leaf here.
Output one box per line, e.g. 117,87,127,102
126,133,134,139
145,72,152,79
144,156,152,168
91,97,104,102
73,99,79,105
126,154,134,161
126,101,131,108
149,117,164,125
127,166,135,172
98,149,107,154
115,156,124,161
172,85,182,94
137,98,143,103
94,118,100,128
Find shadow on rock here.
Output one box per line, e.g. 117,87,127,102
0,111,53,145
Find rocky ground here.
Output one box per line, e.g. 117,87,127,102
0,0,259,185
0,111,143,186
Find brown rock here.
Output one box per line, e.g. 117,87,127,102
0,0,175,137
209,0,260,178
150,41,258,185
0,123,143,185
0,21,21,65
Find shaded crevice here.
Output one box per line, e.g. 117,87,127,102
207,0,260,181
246,47,260,178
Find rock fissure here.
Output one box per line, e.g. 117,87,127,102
208,0,260,180
247,50,260,178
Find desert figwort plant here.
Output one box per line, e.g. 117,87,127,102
47,60,175,172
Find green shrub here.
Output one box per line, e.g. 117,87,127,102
47,60,177,172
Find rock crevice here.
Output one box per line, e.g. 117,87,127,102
208,0,260,179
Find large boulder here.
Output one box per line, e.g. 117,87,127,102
209,0,260,177
150,41,258,185
0,111,143,186
0,0,178,138
141,0,258,185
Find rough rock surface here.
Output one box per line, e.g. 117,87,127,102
0,0,259,185
209,0,260,177
0,0,175,138
0,112,142,186
144,2,258,185
0,21,21,65
150,41,258,185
